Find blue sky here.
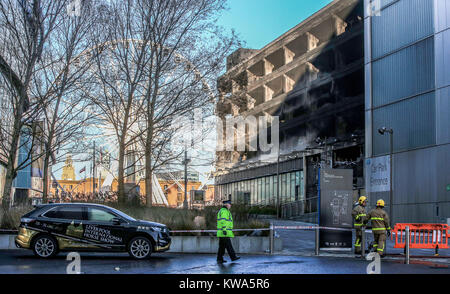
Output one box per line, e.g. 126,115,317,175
56,0,335,183
218,0,333,49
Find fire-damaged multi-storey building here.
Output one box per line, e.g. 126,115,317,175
215,0,365,222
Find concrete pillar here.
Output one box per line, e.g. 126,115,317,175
262,111,274,124
283,74,295,93
231,102,240,116
264,85,274,102
231,79,240,94
332,15,347,36
264,58,275,75
283,46,295,65
306,32,320,52
246,94,256,110
305,62,320,83
246,70,258,84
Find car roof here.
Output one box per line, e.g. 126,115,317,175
36,203,111,209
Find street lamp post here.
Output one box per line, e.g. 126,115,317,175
378,127,394,222
183,148,190,209
276,145,280,219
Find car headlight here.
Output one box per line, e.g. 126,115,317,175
152,227,162,232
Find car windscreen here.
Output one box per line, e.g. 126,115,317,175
106,207,136,221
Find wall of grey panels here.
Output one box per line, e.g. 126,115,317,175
368,144,450,223
372,37,435,107
436,86,450,145
372,92,435,155
371,0,434,59
435,28,450,89
435,0,450,33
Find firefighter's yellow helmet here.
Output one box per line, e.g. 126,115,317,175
376,199,385,207
358,196,367,204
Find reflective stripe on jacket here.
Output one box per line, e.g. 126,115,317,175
367,207,391,233
352,204,366,228
217,207,234,238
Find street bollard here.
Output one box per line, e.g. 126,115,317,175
269,223,274,255
315,226,320,256
361,227,366,259
405,226,410,264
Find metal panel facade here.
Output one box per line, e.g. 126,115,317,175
365,0,450,223
371,0,434,59
435,0,450,33
436,86,450,145
372,38,435,107
372,92,436,155
435,28,450,89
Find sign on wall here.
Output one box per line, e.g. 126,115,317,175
365,156,390,192
319,168,353,249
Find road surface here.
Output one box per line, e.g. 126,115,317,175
0,249,448,274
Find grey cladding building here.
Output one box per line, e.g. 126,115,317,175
214,0,450,224
364,0,450,223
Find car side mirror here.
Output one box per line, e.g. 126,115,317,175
112,217,122,225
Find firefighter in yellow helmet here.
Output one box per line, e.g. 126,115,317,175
352,196,367,254
365,199,391,257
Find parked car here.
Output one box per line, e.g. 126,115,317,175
15,203,171,259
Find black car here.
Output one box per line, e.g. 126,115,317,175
15,203,171,259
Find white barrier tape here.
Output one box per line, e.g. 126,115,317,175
273,225,373,233
171,226,373,233
170,228,271,233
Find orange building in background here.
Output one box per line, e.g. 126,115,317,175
49,177,214,208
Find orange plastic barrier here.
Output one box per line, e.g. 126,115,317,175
391,223,449,250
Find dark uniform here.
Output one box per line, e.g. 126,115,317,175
352,204,366,254
217,203,238,262
366,206,391,256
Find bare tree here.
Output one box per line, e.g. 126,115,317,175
131,0,239,207
32,4,99,203
0,0,67,208
82,1,153,204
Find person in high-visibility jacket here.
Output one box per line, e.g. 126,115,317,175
365,199,391,257
217,200,240,263
352,196,367,254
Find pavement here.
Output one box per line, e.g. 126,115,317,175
0,219,448,274
271,219,450,263
0,249,449,274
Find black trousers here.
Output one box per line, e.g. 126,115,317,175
217,237,237,261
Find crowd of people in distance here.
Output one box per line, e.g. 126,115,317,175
45,191,119,204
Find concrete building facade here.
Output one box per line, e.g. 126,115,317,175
215,0,365,218
364,0,450,223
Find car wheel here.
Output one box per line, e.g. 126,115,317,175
32,235,58,258
128,236,152,259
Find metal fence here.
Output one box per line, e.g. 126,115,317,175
281,197,319,219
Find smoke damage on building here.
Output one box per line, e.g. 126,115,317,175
215,0,365,221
